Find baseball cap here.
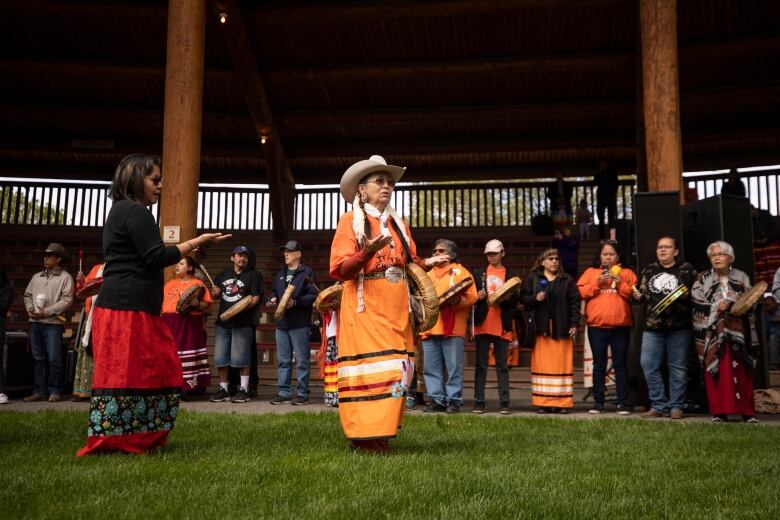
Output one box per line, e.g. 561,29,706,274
484,239,504,254
279,240,302,252
232,245,249,255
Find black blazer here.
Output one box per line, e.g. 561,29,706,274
472,266,518,333
521,272,580,340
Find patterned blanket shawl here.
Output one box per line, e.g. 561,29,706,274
691,268,757,376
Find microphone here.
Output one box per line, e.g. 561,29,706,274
539,278,549,293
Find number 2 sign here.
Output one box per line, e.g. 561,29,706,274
163,226,181,244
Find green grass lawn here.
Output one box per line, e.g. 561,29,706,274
1,410,778,519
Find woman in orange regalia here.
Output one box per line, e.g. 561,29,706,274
329,155,437,453
161,256,212,397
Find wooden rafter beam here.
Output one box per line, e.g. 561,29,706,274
0,104,251,130
0,57,233,82
3,0,624,22
3,34,776,84
247,0,626,25
209,0,295,241
0,125,777,163
267,51,631,82
3,79,777,132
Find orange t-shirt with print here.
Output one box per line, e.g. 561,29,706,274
474,265,513,340
161,277,212,315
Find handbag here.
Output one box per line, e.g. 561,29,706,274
515,304,536,349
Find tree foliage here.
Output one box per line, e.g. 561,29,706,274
1,187,66,225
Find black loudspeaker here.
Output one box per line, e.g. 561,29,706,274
613,219,636,269
682,195,754,280
629,192,683,409
633,191,684,271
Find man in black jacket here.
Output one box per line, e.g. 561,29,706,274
471,239,519,414
269,241,319,405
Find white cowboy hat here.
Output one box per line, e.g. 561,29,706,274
339,155,405,202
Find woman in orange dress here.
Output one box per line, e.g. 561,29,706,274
329,155,438,453
522,248,580,413
161,256,212,397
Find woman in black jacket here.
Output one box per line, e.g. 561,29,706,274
522,248,580,413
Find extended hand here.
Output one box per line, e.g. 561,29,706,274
363,234,393,255
424,254,451,267
197,233,232,247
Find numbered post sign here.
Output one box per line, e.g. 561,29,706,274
163,225,180,244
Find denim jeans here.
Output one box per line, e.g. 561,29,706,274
28,322,64,395
474,334,510,405
641,329,691,413
767,322,780,365
587,326,630,406
422,335,465,406
275,326,311,398
214,325,254,368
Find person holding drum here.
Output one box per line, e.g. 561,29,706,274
419,239,478,414
209,246,262,404
633,236,696,419
330,155,439,453
77,154,229,457
161,256,212,398
691,241,760,423
268,240,319,406
71,260,105,401
522,248,580,414
472,239,520,415
577,239,637,414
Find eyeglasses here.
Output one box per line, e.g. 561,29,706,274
148,176,163,186
365,177,396,188
545,257,560,261
657,245,675,250
600,239,617,245
710,252,730,258
432,248,447,254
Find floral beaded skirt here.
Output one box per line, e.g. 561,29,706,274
76,307,182,457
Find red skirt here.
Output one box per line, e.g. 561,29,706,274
162,313,211,394
76,307,183,457
704,344,755,417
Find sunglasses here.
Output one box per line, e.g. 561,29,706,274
365,177,395,188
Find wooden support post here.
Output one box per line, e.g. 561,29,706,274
639,0,683,197
160,0,206,278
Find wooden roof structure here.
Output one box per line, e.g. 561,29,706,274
1,0,779,186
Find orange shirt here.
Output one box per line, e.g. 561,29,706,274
420,263,478,339
329,211,418,278
162,277,212,315
577,266,636,328
474,265,513,340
